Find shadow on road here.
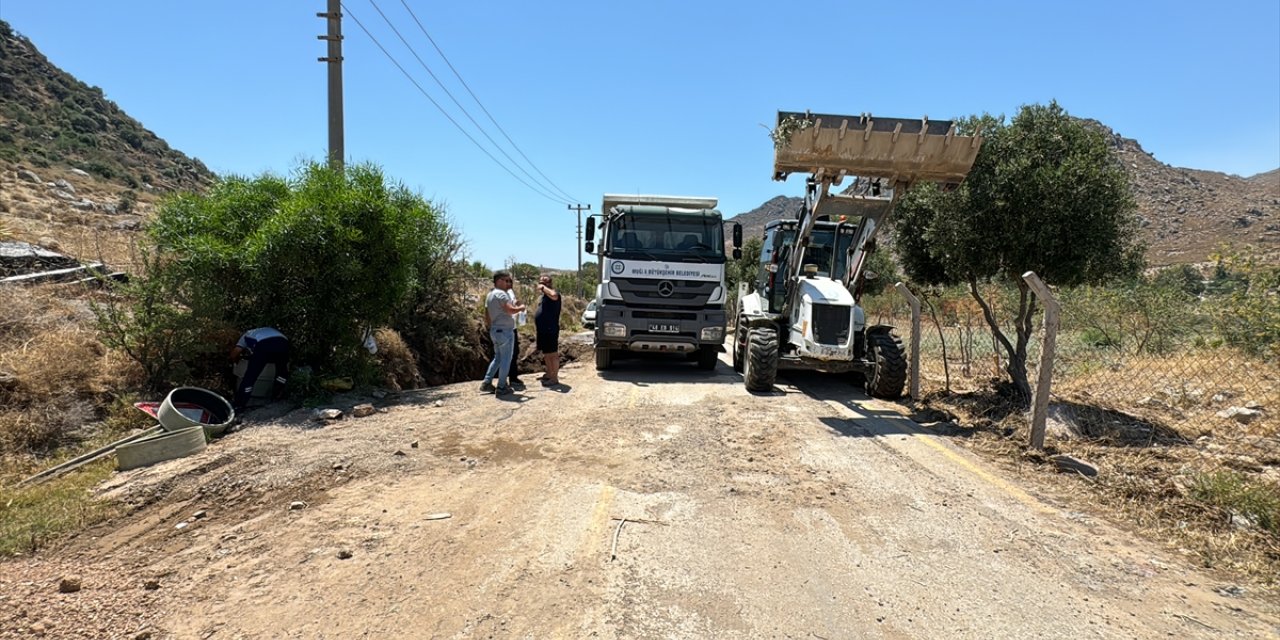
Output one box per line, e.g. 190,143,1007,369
783,370,970,440
597,352,739,387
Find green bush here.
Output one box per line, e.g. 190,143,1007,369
1207,248,1279,358
1063,274,1201,355
99,161,458,387
85,161,115,179
116,189,137,214
93,248,213,391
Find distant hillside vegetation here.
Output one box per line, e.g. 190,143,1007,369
0,20,212,190
0,19,215,263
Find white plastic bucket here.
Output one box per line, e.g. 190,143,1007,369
158,387,235,438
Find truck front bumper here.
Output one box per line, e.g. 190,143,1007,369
594,306,726,352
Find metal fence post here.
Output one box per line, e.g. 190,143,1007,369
894,282,921,401
1021,271,1060,450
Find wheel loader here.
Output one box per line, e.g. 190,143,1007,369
734,111,983,396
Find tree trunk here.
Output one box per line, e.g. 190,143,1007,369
967,276,1034,405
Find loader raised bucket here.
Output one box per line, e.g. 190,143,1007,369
773,111,983,185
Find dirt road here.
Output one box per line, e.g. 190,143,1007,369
4,346,1278,639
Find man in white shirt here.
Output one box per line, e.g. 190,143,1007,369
481,271,526,395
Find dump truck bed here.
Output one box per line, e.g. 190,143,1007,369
602,194,718,213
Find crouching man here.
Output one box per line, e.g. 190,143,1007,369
230,327,290,411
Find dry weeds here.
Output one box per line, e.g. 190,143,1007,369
918,385,1280,588
0,286,137,458
373,327,422,391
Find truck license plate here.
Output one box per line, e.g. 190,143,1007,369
648,323,680,333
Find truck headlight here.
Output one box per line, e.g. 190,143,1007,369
603,322,627,337
700,326,724,341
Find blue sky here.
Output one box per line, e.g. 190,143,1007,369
3,1,1278,269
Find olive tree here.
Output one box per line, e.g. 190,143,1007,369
894,101,1143,401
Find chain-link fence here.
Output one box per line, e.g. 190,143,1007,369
866,285,1279,467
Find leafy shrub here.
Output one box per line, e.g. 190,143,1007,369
1063,274,1201,355
69,114,100,134
85,161,115,179
120,129,144,150
93,248,213,391
107,161,457,385
1207,248,1279,358
116,189,137,214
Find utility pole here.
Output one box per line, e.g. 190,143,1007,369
567,204,591,273
317,1,344,169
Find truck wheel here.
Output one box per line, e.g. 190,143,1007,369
865,329,906,399
744,327,779,392
731,317,745,373
696,346,719,370
595,347,613,371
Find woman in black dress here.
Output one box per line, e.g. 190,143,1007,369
534,275,562,385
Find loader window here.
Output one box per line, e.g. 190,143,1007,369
805,228,857,279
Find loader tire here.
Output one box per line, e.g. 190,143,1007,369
743,327,779,392
731,318,746,373
595,346,613,371
865,329,906,399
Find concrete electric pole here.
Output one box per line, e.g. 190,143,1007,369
317,1,344,169
567,203,591,273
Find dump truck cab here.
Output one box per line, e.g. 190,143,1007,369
586,194,742,371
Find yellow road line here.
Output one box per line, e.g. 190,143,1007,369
556,484,615,638
828,400,1055,516
912,433,1056,516
578,484,617,559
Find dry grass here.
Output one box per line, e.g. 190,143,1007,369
921,385,1280,587
0,286,139,457
1054,350,1280,440
374,327,423,391
0,459,120,556
0,285,147,556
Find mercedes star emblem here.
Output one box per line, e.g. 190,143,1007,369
657,280,675,297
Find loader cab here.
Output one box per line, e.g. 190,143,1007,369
757,219,860,313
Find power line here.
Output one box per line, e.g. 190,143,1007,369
342,4,571,205
364,0,573,205
398,0,579,203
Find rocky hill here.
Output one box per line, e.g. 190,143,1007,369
727,195,802,243
1092,120,1278,264
0,19,214,265
730,122,1279,266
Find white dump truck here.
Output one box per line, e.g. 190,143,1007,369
585,194,743,370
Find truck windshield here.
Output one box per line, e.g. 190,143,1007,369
607,214,725,261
